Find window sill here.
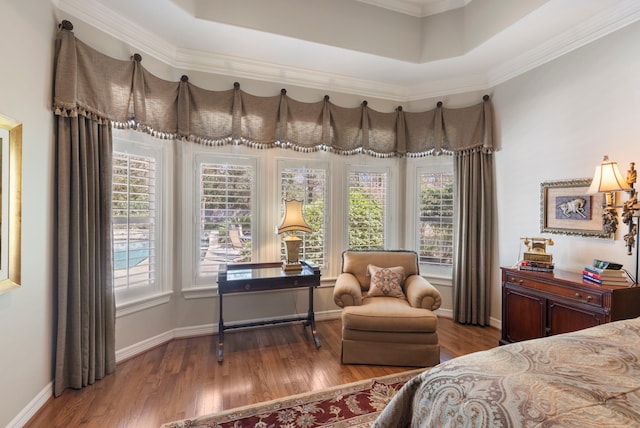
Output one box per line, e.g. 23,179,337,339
116,291,173,317
182,286,218,299
422,274,453,287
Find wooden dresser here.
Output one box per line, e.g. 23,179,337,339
500,267,640,345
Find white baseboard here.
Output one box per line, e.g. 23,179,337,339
6,382,52,428
115,309,343,363
115,329,176,362
435,308,503,331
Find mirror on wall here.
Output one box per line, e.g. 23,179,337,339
0,114,22,294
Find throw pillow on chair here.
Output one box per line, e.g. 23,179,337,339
366,265,406,299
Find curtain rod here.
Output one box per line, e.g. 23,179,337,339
59,20,73,31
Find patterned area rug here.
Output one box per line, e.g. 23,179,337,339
161,368,425,428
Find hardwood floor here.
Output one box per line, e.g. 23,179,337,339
25,317,500,428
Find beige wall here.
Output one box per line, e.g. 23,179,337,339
492,20,640,323
0,0,56,426
3,1,640,425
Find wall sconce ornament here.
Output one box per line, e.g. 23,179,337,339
588,155,639,283
622,184,637,254
277,199,312,272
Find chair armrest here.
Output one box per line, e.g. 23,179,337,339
405,275,442,311
333,273,363,308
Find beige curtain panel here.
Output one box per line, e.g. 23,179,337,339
53,25,494,156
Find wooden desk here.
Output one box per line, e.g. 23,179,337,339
216,261,321,362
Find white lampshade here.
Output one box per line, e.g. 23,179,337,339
277,199,312,234
587,155,632,194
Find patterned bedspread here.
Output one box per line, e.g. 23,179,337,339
373,317,640,427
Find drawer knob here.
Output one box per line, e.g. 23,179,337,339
244,284,251,290
587,295,592,302
575,293,581,298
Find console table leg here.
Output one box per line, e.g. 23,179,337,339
218,294,224,363
308,286,321,349
217,340,224,363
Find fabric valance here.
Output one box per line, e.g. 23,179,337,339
53,25,494,156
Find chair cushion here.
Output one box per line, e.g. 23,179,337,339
366,265,406,299
342,297,438,333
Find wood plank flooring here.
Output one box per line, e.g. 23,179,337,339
25,317,500,428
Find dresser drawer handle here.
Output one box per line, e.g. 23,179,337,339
586,295,592,302
575,293,581,298
244,284,251,290
509,277,523,284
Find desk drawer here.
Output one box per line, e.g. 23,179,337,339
220,277,317,294
505,273,603,307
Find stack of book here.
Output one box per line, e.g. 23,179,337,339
582,260,629,286
519,260,554,272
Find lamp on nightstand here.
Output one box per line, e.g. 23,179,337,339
277,199,312,272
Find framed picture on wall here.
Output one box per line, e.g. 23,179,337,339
540,178,610,238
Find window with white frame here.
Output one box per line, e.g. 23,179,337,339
418,168,454,267
197,157,254,279
181,147,452,289
347,170,388,250
280,164,327,267
112,138,168,305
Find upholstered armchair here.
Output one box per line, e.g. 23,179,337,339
333,250,442,367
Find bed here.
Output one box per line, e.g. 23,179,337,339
373,317,640,427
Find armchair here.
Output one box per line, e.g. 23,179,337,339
333,250,442,367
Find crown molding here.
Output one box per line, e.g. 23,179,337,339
407,74,490,101
355,0,470,17
176,46,491,102
487,0,640,88
174,48,409,101
53,0,176,65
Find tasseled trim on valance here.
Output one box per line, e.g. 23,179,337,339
112,120,182,141
54,105,111,126
53,23,495,157
407,148,455,158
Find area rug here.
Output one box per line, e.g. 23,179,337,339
161,368,425,428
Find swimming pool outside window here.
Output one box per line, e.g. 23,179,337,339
112,151,157,292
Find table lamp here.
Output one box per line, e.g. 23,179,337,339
277,199,312,271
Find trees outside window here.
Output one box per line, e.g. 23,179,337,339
348,171,387,250
419,171,453,266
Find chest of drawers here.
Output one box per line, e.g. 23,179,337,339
500,267,640,345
